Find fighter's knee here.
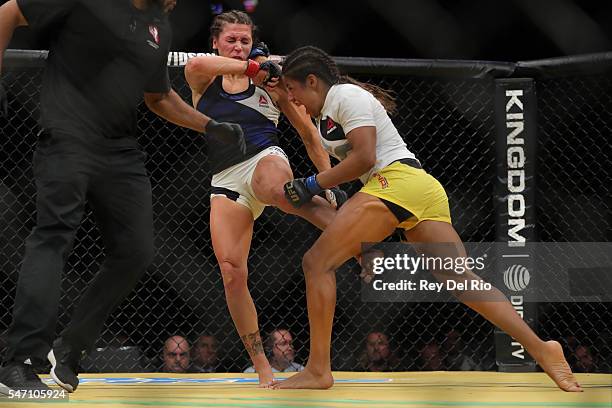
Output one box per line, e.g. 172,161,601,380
219,260,248,292
302,248,335,276
302,250,315,274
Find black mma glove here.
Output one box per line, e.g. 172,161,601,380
258,60,282,85
284,175,323,208
205,119,246,155
322,186,348,209
0,81,7,118
248,41,270,59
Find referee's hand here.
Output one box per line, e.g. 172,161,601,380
0,81,8,118
205,119,246,155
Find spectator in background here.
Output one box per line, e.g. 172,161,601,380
191,335,219,373
162,336,190,373
191,334,232,373
564,335,578,355
245,329,304,373
357,331,401,372
420,342,446,371
442,329,481,371
572,345,596,373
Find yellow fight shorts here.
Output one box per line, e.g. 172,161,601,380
360,159,452,230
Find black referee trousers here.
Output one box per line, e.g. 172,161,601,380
4,129,154,366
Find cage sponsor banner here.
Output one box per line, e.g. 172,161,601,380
166,52,284,67
167,52,211,66
494,79,538,371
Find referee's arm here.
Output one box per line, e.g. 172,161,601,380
144,89,211,133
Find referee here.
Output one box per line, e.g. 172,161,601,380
0,0,244,394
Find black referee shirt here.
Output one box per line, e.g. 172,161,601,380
17,0,172,139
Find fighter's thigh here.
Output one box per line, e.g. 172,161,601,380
307,192,399,271
403,220,485,280
403,220,466,257
210,197,254,266
250,155,293,204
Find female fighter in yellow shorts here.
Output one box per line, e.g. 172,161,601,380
274,45,581,392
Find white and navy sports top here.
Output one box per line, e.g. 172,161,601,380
315,84,416,184
197,76,281,174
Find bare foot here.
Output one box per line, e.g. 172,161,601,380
535,340,582,392
271,368,334,389
257,367,275,388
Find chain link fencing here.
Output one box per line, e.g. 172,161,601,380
0,51,609,374
533,72,612,373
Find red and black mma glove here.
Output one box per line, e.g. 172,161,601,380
284,175,323,208
205,119,247,155
244,59,282,85
0,81,8,118
248,41,270,59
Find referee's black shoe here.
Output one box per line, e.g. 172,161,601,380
0,361,50,395
48,339,80,393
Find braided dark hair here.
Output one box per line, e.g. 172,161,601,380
209,10,259,50
282,46,397,115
